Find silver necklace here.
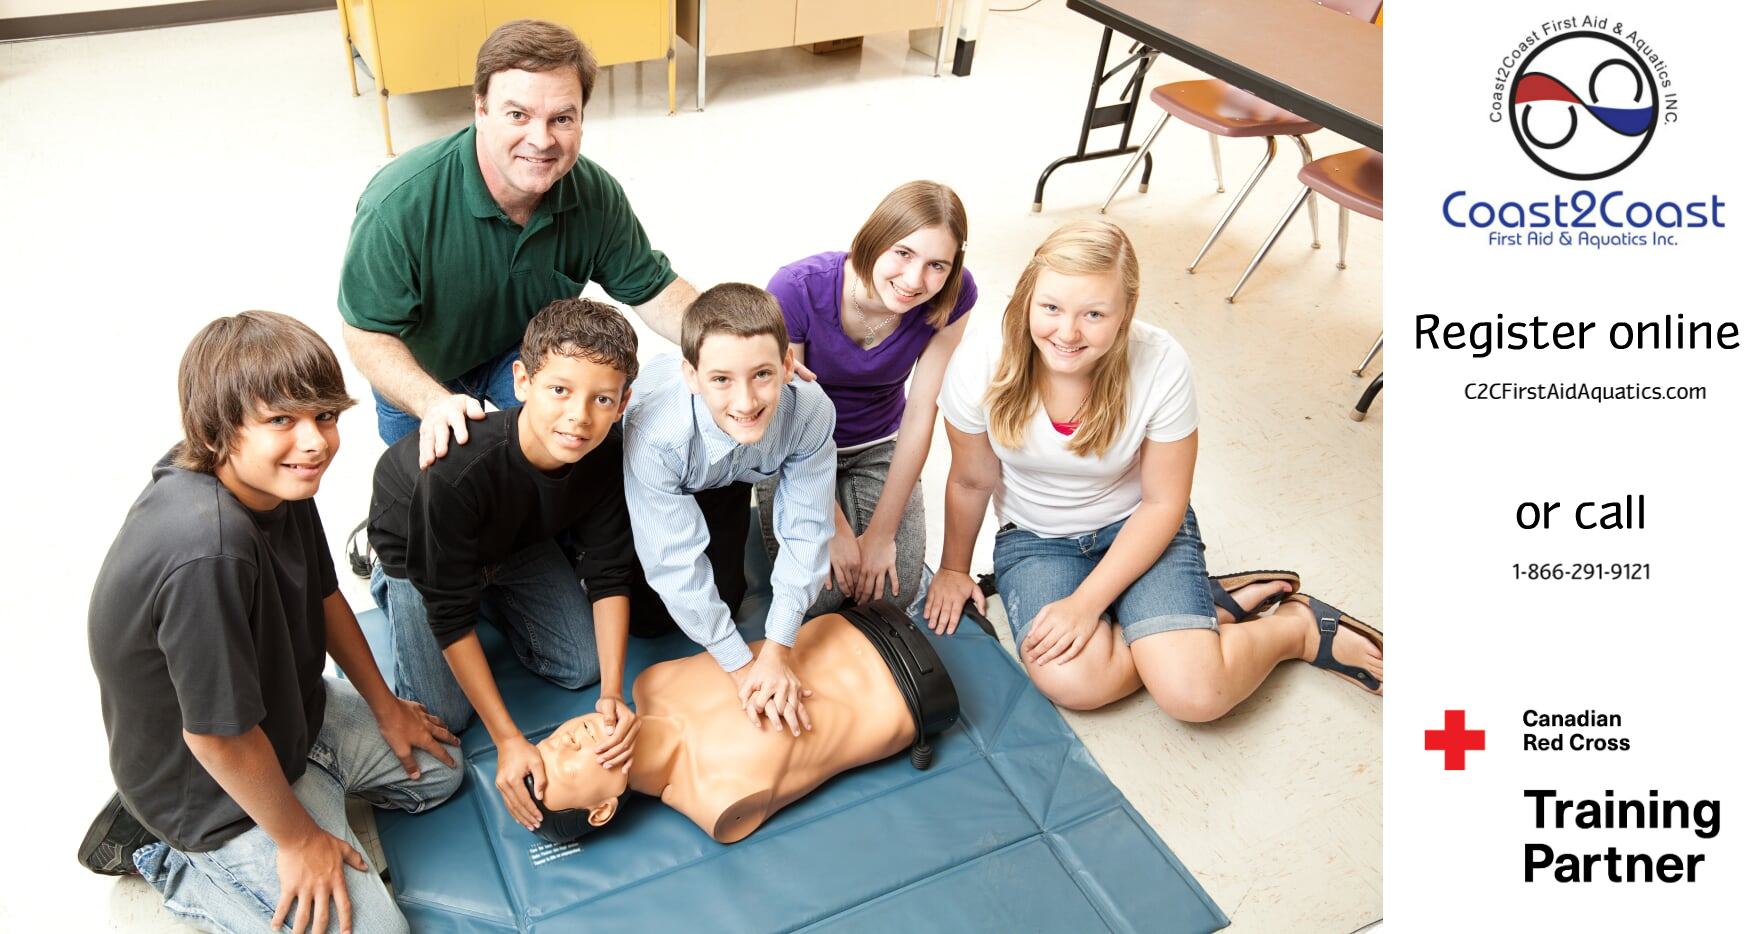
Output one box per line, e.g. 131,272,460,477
848,280,897,348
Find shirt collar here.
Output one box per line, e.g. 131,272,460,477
459,125,503,220
693,394,742,461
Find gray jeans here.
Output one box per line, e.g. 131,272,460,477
756,440,925,617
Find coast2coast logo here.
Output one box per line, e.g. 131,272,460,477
1446,17,1720,250
1509,30,1658,180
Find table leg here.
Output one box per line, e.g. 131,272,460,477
1031,28,1159,212
697,0,707,111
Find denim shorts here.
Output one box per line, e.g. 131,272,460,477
992,505,1216,648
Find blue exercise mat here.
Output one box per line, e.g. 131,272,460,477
362,557,1226,932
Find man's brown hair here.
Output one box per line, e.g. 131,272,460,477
474,19,598,105
175,311,356,473
680,283,788,368
521,298,640,384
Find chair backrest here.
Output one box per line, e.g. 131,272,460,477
1312,0,1384,21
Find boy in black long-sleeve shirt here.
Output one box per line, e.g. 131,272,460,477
368,298,641,830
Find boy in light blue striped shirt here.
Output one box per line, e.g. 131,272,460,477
623,283,837,739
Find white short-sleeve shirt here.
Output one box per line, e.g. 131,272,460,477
939,321,1198,537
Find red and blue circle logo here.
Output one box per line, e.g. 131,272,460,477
1512,31,1658,179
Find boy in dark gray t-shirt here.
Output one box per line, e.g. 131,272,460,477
83,311,461,934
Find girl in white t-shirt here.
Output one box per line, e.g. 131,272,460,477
925,221,1382,719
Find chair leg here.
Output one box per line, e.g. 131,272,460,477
1337,209,1351,269
1190,136,1276,273
1226,182,1311,303
1100,112,1171,214
1209,133,1224,192
1352,333,1382,377
1294,135,1319,248
1349,372,1382,422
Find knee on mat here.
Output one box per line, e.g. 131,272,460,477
430,755,466,799
548,666,596,692
430,701,475,737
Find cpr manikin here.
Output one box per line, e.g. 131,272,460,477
530,603,957,844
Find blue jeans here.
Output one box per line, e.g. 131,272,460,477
993,506,1217,650
755,440,927,616
371,539,600,732
372,344,523,445
134,680,461,934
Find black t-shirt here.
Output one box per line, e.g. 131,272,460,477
88,452,335,852
368,407,634,647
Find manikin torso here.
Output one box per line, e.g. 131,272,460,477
631,613,915,842
539,613,916,843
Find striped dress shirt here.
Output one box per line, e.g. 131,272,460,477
622,353,837,671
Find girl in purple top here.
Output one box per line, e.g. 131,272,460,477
757,181,977,616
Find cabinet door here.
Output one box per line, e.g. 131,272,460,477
794,0,941,47
677,0,797,56
370,0,484,95
484,0,669,67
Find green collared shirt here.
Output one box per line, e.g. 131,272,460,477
338,125,675,381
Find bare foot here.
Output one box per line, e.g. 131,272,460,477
1214,580,1295,624
1282,599,1384,694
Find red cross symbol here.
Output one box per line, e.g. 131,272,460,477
1425,709,1485,770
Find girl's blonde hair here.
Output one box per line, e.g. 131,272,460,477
983,220,1140,458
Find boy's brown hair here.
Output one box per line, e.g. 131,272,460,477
175,311,356,473
680,283,788,368
474,19,598,105
521,298,640,383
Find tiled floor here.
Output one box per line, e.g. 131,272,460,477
0,4,1380,930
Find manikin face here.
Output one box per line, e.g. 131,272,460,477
512,351,629,473
214,404,340,511
1027,268,1129,377
537,713,631,815
865,225,958,315
682,334,793,445
474,67,585,213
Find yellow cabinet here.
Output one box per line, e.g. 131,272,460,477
339,0,675,155
676,0,945,108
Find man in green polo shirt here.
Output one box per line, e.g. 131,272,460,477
338,18,698,466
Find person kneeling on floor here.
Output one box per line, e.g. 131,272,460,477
366,298,643,833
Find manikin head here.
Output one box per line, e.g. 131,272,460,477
529,713,632,844
679,283,794,445
175,311,356,511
